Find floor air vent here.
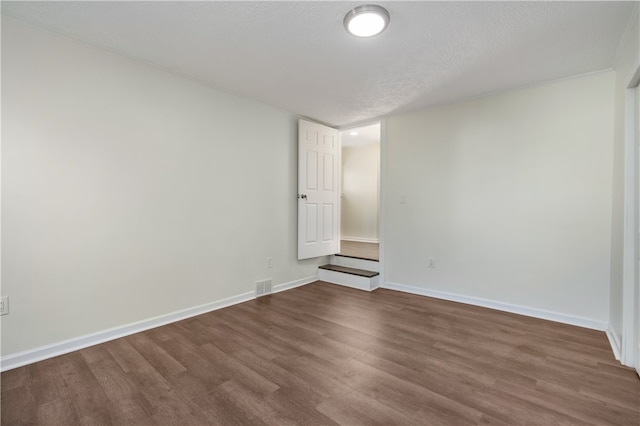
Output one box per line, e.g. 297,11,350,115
256,279,272,297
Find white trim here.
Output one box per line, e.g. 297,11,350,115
382,281,608,331
621,70,640,367
378,119,387,286
0,275,318,372
337,130,342,257
272,275,318,294
607,328,622,361
341,236,380,243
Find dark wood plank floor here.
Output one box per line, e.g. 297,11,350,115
2,281,639,425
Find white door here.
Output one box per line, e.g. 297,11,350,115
298,119,340,259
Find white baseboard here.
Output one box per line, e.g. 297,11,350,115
382,281,608,331
341,236,380,243
606,328,622,360
272,275,318,293
1,275,318,372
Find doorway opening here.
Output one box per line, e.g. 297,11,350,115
338,122,381,261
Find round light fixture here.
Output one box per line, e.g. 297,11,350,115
350,131,359,136
344,5,390,38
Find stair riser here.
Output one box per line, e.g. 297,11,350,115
331,255,380,272
318,268,379,292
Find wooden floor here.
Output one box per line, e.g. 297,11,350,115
2,282,639,425
338,240,379,261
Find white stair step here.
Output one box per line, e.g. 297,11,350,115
318,264,379,292
331,255,380,272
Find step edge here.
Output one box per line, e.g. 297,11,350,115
319,264,380,278
335,254,379,262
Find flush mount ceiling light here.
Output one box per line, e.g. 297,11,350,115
344,4,390,38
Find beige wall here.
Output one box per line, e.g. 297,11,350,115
609,8,639,349
1,16,326,356
0,12,631,363
385,71,615,325
341,144,380,242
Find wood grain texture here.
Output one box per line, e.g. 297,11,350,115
2,281,639,425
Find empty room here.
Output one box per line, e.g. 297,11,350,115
1,1,639,425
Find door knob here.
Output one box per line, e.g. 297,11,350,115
298,194,307,199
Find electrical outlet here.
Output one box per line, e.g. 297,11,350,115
266,257,273,268
0,296,9,315
428,257,436,269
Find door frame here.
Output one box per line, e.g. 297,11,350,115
337,119,385,283
621,67,640,370
637,84,640,375
379,119,387,286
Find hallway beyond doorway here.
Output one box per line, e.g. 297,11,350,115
338,240,379,261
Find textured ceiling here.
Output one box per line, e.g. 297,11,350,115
1,1,636,127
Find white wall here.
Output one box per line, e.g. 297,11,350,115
609,8,639,356
341,144,379,242
385,71,615,325
1,16,326,357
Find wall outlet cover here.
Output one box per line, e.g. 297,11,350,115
0,296,9,315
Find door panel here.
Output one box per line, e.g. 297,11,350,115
298,119,339,259
305,204,318,243
323,153,334,190
323,204,334,241
306,151,318,189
